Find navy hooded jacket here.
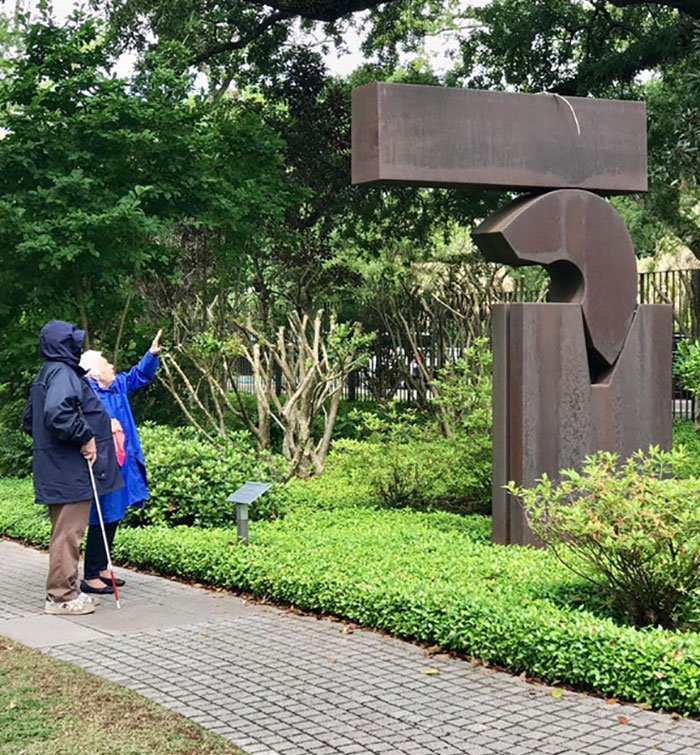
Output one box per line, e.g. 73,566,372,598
22,320,124,504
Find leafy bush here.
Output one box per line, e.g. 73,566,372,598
0,479,51,545
431,341,492,436
373,448,427,508
675,338,700,398
672,418,700,476
296,417,700,514
285,438,376,511
0,387,32,478
344,401,430,443
371,435,491,513
1,478,699,715
288,433,491,514
508,447,700,629
127,424,290,527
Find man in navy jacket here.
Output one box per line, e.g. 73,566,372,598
23,320,123,615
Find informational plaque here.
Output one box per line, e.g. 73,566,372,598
227,482,273,505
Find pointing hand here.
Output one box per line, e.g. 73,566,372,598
150,329,163,356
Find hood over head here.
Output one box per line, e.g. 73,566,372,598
39,320,86,368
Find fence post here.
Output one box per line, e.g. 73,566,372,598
691,270,700,339
347,370,358,402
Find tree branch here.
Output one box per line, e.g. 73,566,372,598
607,0,700,20
244,0,393,22
552,17,694,94
191,9,292,65
190,0,399,64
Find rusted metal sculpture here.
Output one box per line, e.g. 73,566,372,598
351,83,647,193
352,82,672,546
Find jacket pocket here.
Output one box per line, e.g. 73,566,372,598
92,438,112,482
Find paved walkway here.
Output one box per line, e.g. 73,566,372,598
1,539,699,755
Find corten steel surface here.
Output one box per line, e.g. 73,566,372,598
492,304,672,547
473,190,637,369
479,189,671,545
352,83,647,194
350,81,672,547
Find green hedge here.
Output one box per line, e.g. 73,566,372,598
287,434,491,514
128,424,289,526
1,478,698,714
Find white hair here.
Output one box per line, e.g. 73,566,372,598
79,349,105,378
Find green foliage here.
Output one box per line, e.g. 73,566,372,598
125,424,290,527
460,1,694,95
431,341,492,435
672,418,700,475
335,394,492,512
675,339,700,397
0,13,295,388
346,401,430,443
507,448,700,629
371,435,491,513
0,479,51,547
1,477,699,714
289,431,491,515
315,399,391,441
0,386,32,478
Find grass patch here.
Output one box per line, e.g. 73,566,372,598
0,636,244,755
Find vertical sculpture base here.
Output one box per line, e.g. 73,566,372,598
492,303,672,547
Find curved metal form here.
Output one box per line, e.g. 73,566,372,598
472,189,638,372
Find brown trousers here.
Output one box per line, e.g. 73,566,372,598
46,500,91,602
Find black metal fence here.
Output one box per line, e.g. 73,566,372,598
639,269,700,338
233,268,700,418
639,270,700,420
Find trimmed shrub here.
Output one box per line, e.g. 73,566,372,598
128,424,289,527
0,479,51,546
288,434,491,514
371,435,491,512
1,479,699,715
508,447,700,629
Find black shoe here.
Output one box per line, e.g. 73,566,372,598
80,579,114,594
99,575,125,587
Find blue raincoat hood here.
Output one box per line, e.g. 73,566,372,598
39,320,85,368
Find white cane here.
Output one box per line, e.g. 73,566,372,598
86,459,121,609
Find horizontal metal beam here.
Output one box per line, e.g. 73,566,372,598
352,83,647,194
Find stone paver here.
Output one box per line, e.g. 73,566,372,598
1,538,699,754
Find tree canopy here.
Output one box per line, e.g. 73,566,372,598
0,0,697,431
0,12,296,382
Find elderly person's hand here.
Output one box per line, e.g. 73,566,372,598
150,329,163,356
81,437,97,465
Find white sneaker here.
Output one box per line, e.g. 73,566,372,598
78,592,99,608
45,592,97,615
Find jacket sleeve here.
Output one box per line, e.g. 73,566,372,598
43,369,93,445
123,351,159,394
21,395,33,436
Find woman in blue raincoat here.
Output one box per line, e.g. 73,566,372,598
79,330,162,594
